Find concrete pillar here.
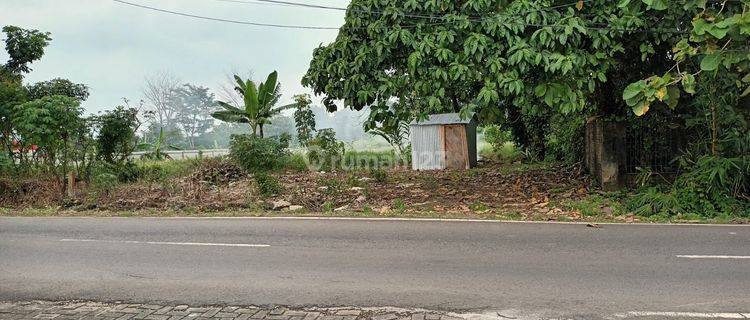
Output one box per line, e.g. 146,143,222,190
585,117,626,191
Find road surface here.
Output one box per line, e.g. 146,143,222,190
1,217,749,319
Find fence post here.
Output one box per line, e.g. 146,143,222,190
66,171,76,198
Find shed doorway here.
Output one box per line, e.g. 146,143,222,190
442,124,469,169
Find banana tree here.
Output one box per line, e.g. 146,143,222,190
138,128,181,161
212,71,294,138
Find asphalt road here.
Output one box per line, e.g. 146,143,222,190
1,217,749,318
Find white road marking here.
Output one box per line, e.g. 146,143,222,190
59,239,269,248
612,311,750,319
676,255,750,259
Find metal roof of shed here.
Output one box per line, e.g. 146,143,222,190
411,113,475,126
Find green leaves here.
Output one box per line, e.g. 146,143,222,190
623,0,748,115
623,75,684,116
623,80,644,102
642,0,668,10
213,71,283,137
681,73,696,94
700,53,722,71
478,82,499,105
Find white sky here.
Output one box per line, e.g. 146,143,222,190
0,0,350,114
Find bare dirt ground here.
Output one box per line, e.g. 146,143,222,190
0,160,610,221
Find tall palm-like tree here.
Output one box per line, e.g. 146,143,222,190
212,71,293,138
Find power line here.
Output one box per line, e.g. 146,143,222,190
112,0,688,34
112,0,342,30
213,0,594,22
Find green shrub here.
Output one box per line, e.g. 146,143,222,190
254,172,284,197
370,168,388,183
136,159,198,182
628,156,750,218
0,153,12,174
627,187,683,217
307,129,344,170
484,125,512,151
230,134,290,173
545,113,585,165
284,153,309,172
91,172,119,191
393,198,406,213
96,106,139,164
90,161,139,184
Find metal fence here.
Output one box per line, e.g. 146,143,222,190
625,125,684,174
129,149,230,161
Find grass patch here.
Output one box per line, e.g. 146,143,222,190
479,142,521,163
254,172,284,197
555,194,626,217
136,158,202,182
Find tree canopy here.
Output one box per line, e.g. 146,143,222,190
1,25,51,81
303,0,747,126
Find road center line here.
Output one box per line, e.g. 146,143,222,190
59,239,270,248
612,311,750,319
676,255,750,259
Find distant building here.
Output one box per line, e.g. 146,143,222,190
410,113,477,170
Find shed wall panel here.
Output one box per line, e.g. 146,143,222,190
410,124,444,170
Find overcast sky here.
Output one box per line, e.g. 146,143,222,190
0,0,349,114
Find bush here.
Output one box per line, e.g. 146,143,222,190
230,134,290,173
136,159,198,182
307,129,344,170
484,125,512,151
90,161,139,184
284,153,308,172
91,172,119,191
628,156,750,218
254,172,283,197
0,153,12,174
545,113,585,165
96,106,139,164
370,168,388,183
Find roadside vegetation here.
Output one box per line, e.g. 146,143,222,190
1,0,749,223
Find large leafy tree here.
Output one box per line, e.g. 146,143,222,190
96,106,141,165
1,25,51,170
174,84,216,148
303,0,639,121
301,0,713,158
13,95,83,175
212,71,293,137
292,94,316,147
26,78,90,102
621,0,749,156
1,26,51,80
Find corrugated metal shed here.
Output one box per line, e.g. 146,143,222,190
411,113,473,126
410,113,478,171
411,125,444,170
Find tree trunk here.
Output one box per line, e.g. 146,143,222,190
259,124,265,138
